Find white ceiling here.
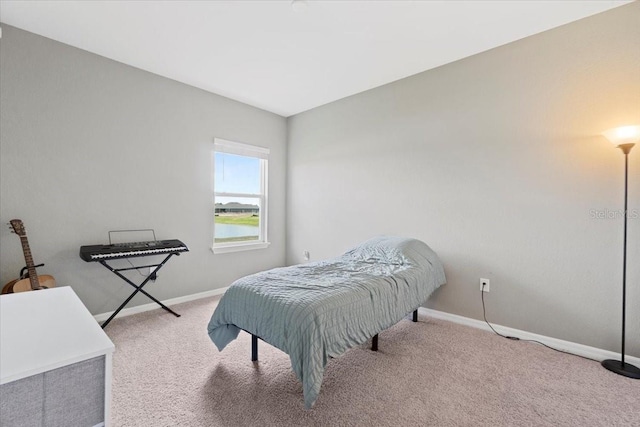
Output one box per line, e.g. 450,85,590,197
0,0,630,117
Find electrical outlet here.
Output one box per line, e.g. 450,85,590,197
303,250,310,261
480,278,490,292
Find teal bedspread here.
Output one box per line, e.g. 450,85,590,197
207,236,446,408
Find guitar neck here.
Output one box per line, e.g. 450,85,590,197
19,235,40,290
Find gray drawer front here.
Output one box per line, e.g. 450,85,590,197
0,356,105,427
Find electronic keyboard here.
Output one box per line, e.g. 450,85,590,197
79,239,189,262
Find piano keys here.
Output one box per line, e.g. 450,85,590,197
79,239,189,262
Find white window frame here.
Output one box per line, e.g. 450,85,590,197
212,138,270,254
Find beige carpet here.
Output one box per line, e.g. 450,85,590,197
105,296,639,426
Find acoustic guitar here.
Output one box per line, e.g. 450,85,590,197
1,219,56,294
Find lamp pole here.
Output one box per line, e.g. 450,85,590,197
601,142,640,379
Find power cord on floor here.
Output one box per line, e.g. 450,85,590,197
481,288,596,362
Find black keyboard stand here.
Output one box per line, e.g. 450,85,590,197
98,252,182,328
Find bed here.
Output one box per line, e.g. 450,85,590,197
207,236,446,408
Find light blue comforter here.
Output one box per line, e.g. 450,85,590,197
207,236,446,408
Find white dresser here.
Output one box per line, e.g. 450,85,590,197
0,286,115,427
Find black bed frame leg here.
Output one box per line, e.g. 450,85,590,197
251,334,258,361
413,309,418,322
371,334,378,351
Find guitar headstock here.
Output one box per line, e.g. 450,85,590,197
9,219,26,237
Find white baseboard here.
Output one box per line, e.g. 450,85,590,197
93,286,229,322
94,288,640,366
419,307,640,366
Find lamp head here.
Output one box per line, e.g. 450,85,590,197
602,125,639,154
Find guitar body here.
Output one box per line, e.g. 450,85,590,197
1,279,19,294
3,275,56,293
1,219,56,294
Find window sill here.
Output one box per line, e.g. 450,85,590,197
211,241,270,254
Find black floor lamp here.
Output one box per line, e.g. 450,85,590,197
601,125,640,379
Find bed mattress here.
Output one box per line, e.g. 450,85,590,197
207,236,446,408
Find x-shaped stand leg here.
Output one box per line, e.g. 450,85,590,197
98,253,181,328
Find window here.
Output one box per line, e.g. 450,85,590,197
212,138,269,253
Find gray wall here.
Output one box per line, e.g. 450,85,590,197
2,4,639,356
287,3,640,356
0,25,287,314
